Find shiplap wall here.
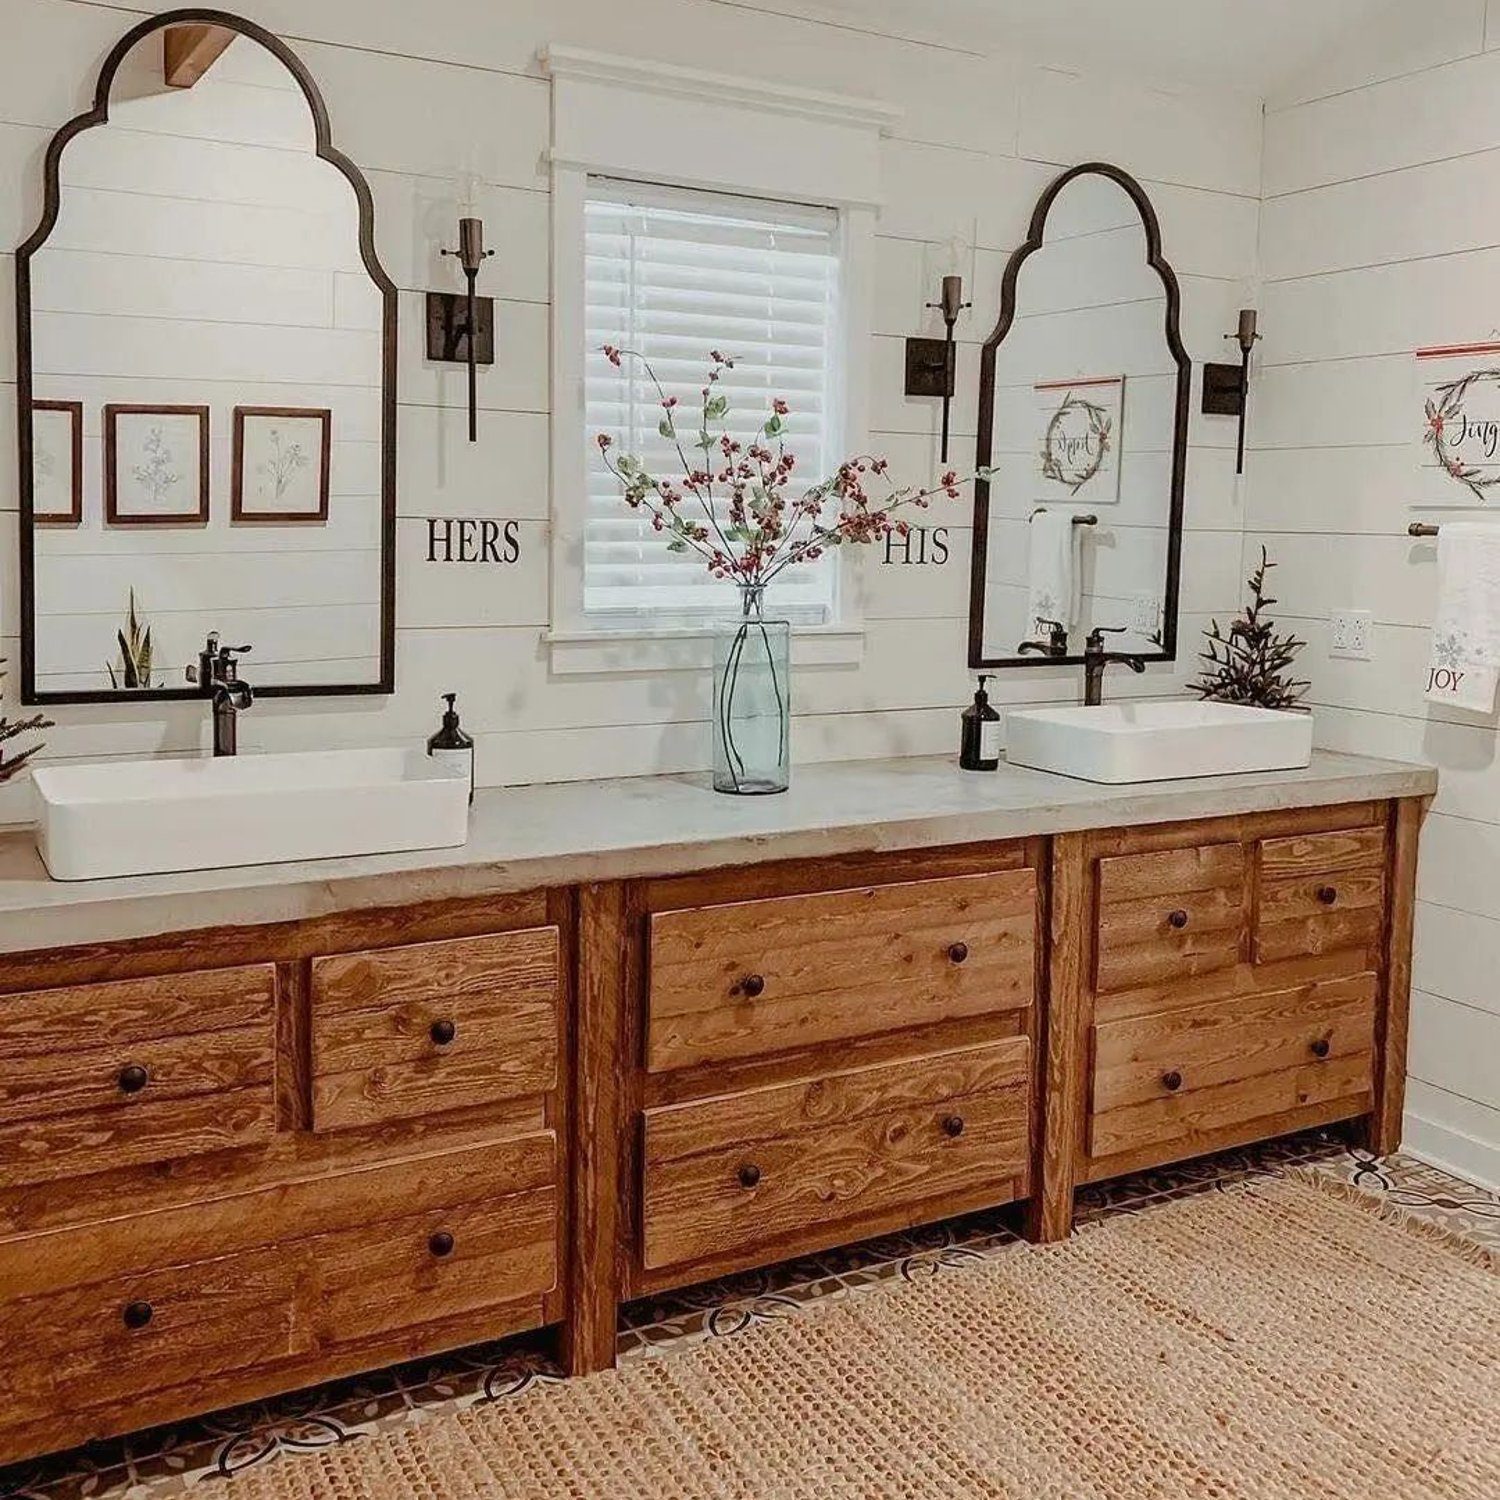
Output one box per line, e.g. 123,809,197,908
1257,0,1500,1187
0,0,1260,821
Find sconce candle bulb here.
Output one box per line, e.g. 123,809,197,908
428,213,497,443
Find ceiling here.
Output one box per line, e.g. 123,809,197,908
720,0,1397,96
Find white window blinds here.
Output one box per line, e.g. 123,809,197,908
584,178,842,622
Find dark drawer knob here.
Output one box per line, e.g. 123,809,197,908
1316,885,1338,906
428,1230,456,1258
737,1163,761,1189
1167,909,1189,930
122,1300,153,1330
947,942,970,965
117,1063,150,1095
739,974,766,999
1310,1038,1331,1059
941,1113,965,1138
429,1018,457,1047
1162,1070,1184,1092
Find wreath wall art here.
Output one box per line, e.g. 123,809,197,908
1417,343,1500,505
1034,375,1123,502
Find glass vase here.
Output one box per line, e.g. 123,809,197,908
712,585,791,795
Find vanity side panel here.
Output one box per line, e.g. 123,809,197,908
1368,796,1425,1156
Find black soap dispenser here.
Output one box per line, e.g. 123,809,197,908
960,676,1001,772
428,692,475,803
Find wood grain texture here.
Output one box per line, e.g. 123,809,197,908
641,1037,1030,1273
1253,827,1386,965
563,883,626,1378
0,1088,277,1191
0,1133,558,1300
163,23,236,86
0,1154,559,1450
0,966,277,1057
1094,843,1245,994
307,1186,557,1347
0,891,568,1469
646,871,1035,1072
309,929,558,1131
0,1024,273,1129
1370,797,1424,1155
1090,973,1376,1115
1,1241,299,1417
1089,1054,1372,1161
1033,833,1088,1243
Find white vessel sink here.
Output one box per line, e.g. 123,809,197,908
33,748,470,881
1005,700,1313,784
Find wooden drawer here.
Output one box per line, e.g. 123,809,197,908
1094,843,1246,994
307,1178,557,1347
646,870,1035,1073
1088,973,1377,1162
640,1037,1031,1272
0,1241,298,1418
0,966,278,1189
0,1130,558,1450
310,928,559,1130
1254,828,1386,964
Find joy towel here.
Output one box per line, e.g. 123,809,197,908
1426,521,1500,712
1028,509,1082,636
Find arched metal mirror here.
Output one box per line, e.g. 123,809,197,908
16,8,397,703
967,162,1190,670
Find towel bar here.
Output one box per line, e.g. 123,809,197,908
1029,510,1099,526
1408,523,1441,537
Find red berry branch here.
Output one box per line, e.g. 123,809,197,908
596,345,990,590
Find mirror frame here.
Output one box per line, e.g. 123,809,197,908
966,161,1190,671
14,7,398,705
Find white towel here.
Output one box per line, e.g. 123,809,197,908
1028,509,1082,636
1426,522,1500,712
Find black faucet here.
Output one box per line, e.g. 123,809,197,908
1082,626,1146,706
1018,618,1069,658
186,634,253,756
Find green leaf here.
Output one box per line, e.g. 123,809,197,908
764,414,782,437
705,394,728,421
658,418,676,440
666,537,688,553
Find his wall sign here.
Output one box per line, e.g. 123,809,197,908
882,526,949,566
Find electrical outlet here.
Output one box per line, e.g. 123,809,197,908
1329,610,1372,659
1128,592,1160,635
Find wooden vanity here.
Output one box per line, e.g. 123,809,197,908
0,755,1430,1464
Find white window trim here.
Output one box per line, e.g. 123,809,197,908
541,44,900,675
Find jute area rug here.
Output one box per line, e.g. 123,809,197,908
229,1174,1498,1499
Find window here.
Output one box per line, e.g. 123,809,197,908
583,179,842,624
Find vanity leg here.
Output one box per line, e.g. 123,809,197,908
564,882,627,1376
1367,796,1424,1158
1029,831,1089,1243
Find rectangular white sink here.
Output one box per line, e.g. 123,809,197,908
1005,700,1313,784
33,748,470,881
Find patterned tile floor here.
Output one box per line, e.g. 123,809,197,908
3,1130,1495,1499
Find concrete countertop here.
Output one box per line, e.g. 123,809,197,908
0,750,1436,956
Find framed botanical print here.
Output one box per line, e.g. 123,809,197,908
31,400,83,526
232,406,331,523
104,404,210,525
1033,375,1125,503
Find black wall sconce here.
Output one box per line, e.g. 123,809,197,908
426,216,495,443
904,273,971,464
1202,308,1260,475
